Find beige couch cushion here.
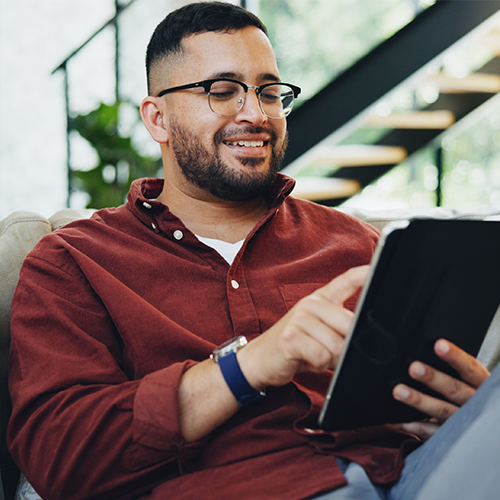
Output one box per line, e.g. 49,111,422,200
0,210,93,500
0,212,52,348
340,203,500,231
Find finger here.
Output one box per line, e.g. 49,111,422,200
393,383,459,423
400,421,440,440
392,421,440,440
286,298,353,367
297,294,355,340
408,361,476,406
251,310,347,388
391,419,441,440
434,339,490,388
314,265,370,306
284,313,339,371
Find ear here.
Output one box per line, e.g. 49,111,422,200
140,96,169,144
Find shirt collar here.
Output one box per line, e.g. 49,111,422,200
127,173,296,228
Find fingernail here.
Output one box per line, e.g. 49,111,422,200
412,362,426,378
394,385,410,400
436,339,450,355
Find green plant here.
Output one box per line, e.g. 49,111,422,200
71,101,161,208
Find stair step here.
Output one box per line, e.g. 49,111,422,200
426,72,500,93
309,145,407,167
481,29,500,55
365,110,455,129
292,176,361,202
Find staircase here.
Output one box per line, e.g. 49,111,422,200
282,0,500,206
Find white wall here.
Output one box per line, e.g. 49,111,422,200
0,0,199,219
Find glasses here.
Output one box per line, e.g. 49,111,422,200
157,78,301,119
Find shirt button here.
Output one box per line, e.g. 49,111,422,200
231,280,240,289
143,202,152,209
173,230,184,240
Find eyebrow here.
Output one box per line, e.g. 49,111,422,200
207,71,281,83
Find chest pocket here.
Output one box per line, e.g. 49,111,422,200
278,283,325,311
278,282,360,312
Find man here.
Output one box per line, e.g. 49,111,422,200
7,2,497,500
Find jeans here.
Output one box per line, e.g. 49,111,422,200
313,360,500,500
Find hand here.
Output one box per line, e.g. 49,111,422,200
238,266,370,391
179,265,369,443
392,339,490,439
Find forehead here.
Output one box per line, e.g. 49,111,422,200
176,26,280,83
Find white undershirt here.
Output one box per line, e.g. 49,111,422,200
144,197,244,265
196,235,244,265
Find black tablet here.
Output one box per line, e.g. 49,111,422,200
319,218,500,432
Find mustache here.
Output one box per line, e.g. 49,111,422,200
214,126,279,144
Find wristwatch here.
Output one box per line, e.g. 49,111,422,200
211,336,266,406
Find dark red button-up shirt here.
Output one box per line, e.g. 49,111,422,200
8,175,415,500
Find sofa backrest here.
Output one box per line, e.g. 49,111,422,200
340,203,500,231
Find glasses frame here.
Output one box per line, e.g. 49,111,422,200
157,78,301,119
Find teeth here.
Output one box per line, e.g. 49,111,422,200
225,140,264,148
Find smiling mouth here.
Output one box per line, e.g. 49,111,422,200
223,140,267,148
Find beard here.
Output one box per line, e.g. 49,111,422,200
169,119,288,202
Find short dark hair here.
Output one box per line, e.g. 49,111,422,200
146,2,268,94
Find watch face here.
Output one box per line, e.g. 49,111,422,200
212,336,247,362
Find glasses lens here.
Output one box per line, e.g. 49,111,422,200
208,81,245,116
259,84,295,119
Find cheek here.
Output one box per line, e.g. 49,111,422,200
169,92,210,122
273,117,287,136
172,102,198,124
274,122,288,147
170,106,225,145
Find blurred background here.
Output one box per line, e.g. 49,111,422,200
2,0,500,219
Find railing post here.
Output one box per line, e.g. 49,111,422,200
62,63,72,208
52,0,136,207
114,0,121,101
436,146,443,207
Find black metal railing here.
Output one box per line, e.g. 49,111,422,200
51,0,136,207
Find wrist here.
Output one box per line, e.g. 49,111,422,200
211,336,265,406
236,342,266,392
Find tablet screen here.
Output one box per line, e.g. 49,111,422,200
319,219,500,431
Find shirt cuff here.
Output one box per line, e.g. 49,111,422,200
133,360,197,450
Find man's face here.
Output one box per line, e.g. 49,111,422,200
160,27,289,202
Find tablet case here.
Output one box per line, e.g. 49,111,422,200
319,219,500,431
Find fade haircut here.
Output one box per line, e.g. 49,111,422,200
145,1,268,95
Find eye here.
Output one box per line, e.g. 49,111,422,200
209,82,240,100
259,85,283,104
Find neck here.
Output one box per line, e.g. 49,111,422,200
157,178,268,244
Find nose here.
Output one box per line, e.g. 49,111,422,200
234,88,268,126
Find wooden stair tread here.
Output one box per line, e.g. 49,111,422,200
481,30,500,55
292,176,360,201
365,110,455,129
425,72,500,94
309,145,407,167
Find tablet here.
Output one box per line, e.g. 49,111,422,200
319,218,500,432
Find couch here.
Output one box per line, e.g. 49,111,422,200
2,202,500,499
0,210,93,500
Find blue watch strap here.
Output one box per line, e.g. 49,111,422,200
217,351,265,406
